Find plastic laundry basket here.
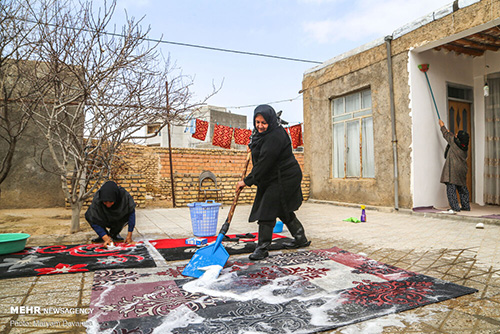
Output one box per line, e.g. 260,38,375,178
187,200,222,237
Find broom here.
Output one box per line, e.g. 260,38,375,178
418,64,441,120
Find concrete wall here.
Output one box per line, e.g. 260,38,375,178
145,106,247,150
302,0,500,209
0,118,66,209
303,52,412,208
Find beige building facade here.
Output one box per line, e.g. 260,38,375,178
302,0,500,209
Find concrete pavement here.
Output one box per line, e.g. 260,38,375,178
1,201,500,333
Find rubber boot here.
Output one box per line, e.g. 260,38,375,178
249,222,274,260
283,216,311,249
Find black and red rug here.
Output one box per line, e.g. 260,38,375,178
0,243,156,279
151,233,292,261
87,246,477,333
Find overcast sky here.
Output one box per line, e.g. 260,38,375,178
106,0,454,127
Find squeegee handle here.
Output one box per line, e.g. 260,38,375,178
219,152,252,235
424,72,441,120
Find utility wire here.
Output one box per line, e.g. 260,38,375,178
16,16,323,65
228,95,302,109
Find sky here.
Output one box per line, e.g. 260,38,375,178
104,0,454,128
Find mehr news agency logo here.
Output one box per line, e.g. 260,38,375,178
10,306,94,328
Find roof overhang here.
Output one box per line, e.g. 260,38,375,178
412,19,500,56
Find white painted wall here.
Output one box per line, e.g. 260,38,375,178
409,49,474,208
410,48,500,208
472,50,500,205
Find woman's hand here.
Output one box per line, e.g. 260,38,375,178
102,235,113,248
236,180,246,192
439,119,444,127
124,232,136,245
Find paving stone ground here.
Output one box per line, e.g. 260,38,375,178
1,201,499,333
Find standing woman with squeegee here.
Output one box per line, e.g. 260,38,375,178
236,104,311,260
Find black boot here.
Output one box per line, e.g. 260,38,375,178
283,216,311,249
249,222,274,260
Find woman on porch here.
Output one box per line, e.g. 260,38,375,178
439,119,470,213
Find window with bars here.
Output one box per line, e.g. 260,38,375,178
332,89,374,178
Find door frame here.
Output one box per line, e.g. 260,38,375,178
446,82,474,202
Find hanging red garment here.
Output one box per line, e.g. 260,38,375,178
288,124,303,149
192,119,209,141
212,124,233,149
233,128,252,145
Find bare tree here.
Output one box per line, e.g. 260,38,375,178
27,0,218,232
0,0,49,196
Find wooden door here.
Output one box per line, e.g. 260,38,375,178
447,100,472,194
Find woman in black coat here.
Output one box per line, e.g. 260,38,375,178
85,181,137,247
236,105,310,260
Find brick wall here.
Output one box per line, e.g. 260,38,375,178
116,145,309,207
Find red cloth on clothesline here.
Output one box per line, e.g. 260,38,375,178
288,124,303,149
234,128,252,145
192,119,209,141
212,124,233,149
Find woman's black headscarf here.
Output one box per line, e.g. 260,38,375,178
455,130,469,151
444,130,470,158
99,181,120,203
85,181,136,227
248,104,280,150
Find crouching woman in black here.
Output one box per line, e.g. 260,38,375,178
236,104,310,260
85,181,137,247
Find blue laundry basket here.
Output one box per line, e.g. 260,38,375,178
188,200,222,237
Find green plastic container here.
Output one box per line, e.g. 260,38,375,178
0,233,30,255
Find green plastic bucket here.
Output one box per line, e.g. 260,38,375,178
0,233,30,255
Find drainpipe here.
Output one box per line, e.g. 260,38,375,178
385,35,399,210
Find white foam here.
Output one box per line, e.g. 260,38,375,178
151,305,204,334
183,268,328,305
308,294,345,326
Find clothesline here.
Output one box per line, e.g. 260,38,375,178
191,118,303,150
184,118,302,132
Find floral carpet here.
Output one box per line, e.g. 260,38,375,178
151,233,292,261
87,246,477,333
0,243,156,279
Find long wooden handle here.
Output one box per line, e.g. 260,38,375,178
225,152,251,225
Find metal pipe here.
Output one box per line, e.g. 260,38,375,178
385,35,399,210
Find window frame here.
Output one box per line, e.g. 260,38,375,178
331,88,374,179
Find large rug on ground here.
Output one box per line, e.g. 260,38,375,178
151,233,292,261
0,243,156,279
86,246,477,333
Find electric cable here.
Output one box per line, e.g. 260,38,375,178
15,16,323,65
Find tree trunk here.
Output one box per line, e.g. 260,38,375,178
70,201,83,233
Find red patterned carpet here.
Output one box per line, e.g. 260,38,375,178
87,247,477,333
0,243,155,279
